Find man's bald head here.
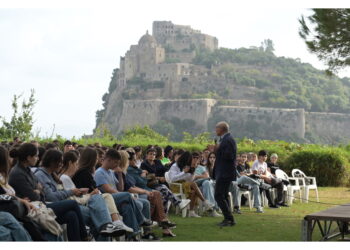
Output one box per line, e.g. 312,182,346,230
215,121,229,136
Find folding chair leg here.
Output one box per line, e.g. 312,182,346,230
315,188,319,202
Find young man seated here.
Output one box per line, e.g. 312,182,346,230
251,150,287,208
230,153,263,214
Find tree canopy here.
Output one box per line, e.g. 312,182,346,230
299,9,350,74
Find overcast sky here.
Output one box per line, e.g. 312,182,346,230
1,1,349,139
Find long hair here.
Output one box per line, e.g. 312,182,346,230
206,152,216,178
176,151,192,171
78,147,97,174
118,150,129,173
9,143,38,164
0,146,10,182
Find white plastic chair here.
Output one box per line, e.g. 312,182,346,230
275,169,302,205
164,171,188,217
291,169,319,203
230,181,253,210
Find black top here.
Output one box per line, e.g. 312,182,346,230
237,162,251,174
72,168,97,193
213,133,237,181
267,162,280,175
9,163,44,202
140,159,167,177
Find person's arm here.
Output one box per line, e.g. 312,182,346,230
115,172,124,192
220,139,237,161
9,170,41,201
168,165,193,182
194,170,209,180
100,184,118,194
35,172,74,202
128,186,151,196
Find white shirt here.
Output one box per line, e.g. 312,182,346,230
168,163,194,182
60,174,76,190
251,160,271,177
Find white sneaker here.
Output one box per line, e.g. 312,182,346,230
113,220,134,233
178,199,191,210
210,210,223,217
204,200,214,211
188,210,201,218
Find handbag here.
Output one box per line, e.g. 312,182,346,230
0,194,28,219
146,174,159,188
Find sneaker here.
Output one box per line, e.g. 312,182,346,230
113,220,134,233
99,223,126,237
141,232,160,241
188,210,201,218
233,207,242,214
203,200,214,211
178,199,191,210
209,210,223,217
256,207,264,213
141,220,157,228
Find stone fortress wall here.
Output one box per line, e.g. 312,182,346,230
115,98,350,143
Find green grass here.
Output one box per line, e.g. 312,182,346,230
153,187,350,241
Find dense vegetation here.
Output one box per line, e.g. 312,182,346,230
12,125,347,187
193,46,350,113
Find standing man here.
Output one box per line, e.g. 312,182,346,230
209,121,237,227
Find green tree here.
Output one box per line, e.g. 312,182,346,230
0,89,37,140
299,9,350,74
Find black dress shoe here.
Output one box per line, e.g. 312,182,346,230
217,219,236,227
268,204,280,209
233,208,242,214
277,203,289,207
159,221,176,229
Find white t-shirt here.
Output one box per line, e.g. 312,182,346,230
60,174,76,190
251,160,271,176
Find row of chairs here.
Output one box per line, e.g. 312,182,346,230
165,169,319,216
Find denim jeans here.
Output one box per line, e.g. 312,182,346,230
79,194,111,231
111,192,145,234
231,176,261,208
200,179,218,209
0,212,32,241
135,196,151,220
47,200,87,241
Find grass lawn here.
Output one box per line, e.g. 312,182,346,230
153,187,350,241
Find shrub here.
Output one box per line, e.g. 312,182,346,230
284,149,350,187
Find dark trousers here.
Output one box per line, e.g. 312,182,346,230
260,182,284,205
47,200,88,241
214,179,234,221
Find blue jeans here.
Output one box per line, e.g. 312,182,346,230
200,179,218,209
79,194,111,231
111,192,145,234
0,212,32,241
135,195,151,220
231,176,261,208
47,200,87,241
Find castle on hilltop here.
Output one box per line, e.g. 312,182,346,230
96,21,350,144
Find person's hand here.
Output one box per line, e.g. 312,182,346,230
72,188,82,196
90,189,99,195
79,188,89,195
183,166,191,173
115,167,123,173
33,189,41,195
158,177,166,182
20,199,37,211
145,191,152,197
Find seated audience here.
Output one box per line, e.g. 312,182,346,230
168,151,214,217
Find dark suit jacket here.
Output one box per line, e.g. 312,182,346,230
213,133,237,181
